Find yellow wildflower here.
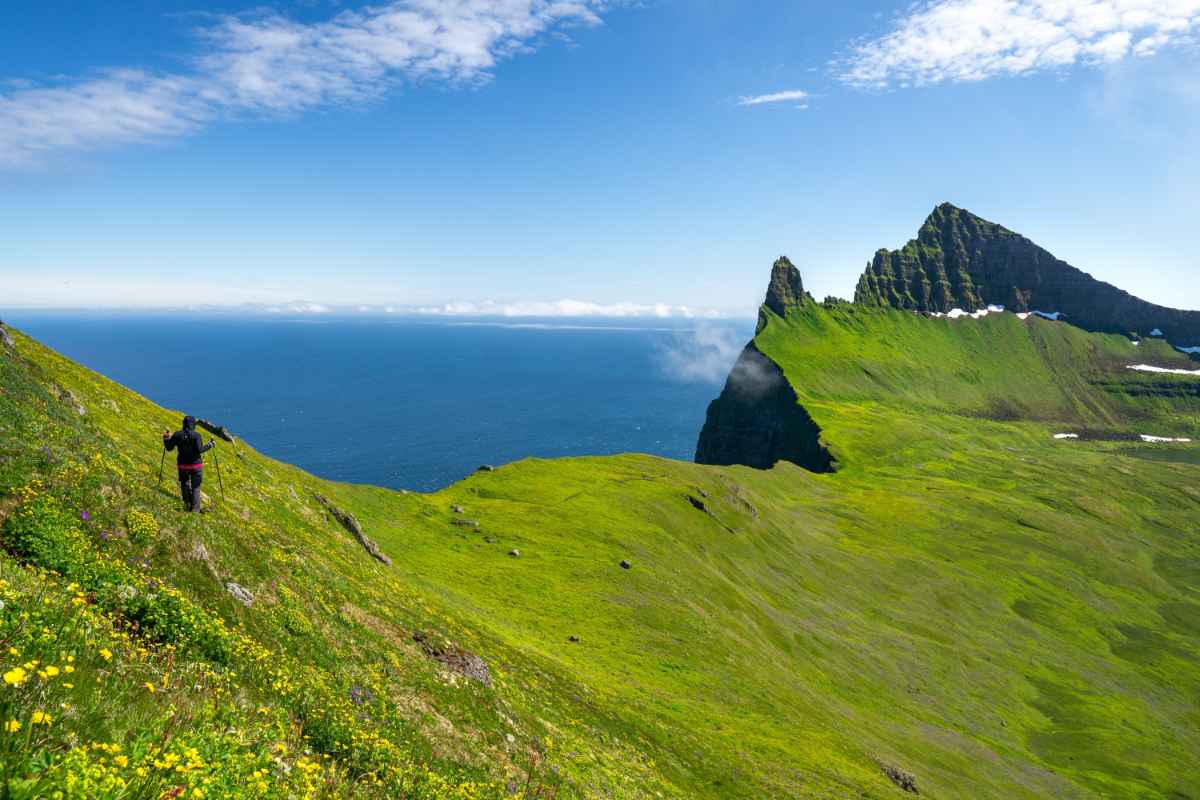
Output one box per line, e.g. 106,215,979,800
44,665,60,677
99,648,113,661
144,682,155,693
3,720,19,733
30,710,52,725
3,667,27,686
114,755,129,768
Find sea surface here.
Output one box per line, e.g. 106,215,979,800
3,313,752,491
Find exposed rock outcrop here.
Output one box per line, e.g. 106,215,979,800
0,322,13,350
881,763,919,794
764,256,809,315
52,385,86,416
197,419,236,444
854,203,1200,342
413,631,491,686
314,494,392,566
695,343,835,473
226,582,255,607
758,256,813,332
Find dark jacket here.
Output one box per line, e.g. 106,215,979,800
164,419,213,466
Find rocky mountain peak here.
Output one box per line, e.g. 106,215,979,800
854,204,1200,344
764,256,808,318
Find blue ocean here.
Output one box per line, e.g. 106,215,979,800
4,313,751,491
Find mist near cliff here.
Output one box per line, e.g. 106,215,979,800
656,324,754,385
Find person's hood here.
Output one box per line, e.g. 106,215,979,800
183,415,196,431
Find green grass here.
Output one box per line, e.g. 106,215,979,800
0,302,1197,799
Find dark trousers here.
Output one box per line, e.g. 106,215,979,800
178,468,203,512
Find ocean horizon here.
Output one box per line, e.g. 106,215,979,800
3,310,753,491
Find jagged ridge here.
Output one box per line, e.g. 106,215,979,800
854,203,1200,344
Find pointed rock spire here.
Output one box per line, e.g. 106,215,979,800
764,256,808,318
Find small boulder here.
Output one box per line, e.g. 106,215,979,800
620,559,632,570
451,518,480,531
476,464,496,473
508,549,521,558
413,631,491,686
451,504,465,514
226,582,255,607
881,764,918,794
568,635,580,643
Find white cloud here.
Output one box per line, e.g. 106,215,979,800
737,89,809,106
841,0,1200,88
264,302,331,314
0,1,614,166
412,298,728,318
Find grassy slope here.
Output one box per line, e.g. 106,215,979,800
1,305,1198,799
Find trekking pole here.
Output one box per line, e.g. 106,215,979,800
212,442,226,500
158,447,166,489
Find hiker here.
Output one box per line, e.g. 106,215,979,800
162,415,214,513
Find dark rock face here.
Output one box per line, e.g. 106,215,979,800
0,322,13,350
313,493,392,566
695,343,835,473
854,203,1200,343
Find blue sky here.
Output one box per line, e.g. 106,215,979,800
1,0,1198,315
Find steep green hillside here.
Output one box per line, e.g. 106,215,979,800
754,297,1200,469
1,288,1198,800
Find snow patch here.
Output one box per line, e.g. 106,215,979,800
1127,364,1200,376
1150,328,1163,337
1140,434,1193,443
1177,345,1200,355
1053,433,1080,440
1032,311,1062,321
935,307,995,320
1016,312,1031,320
986,304,1005,313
